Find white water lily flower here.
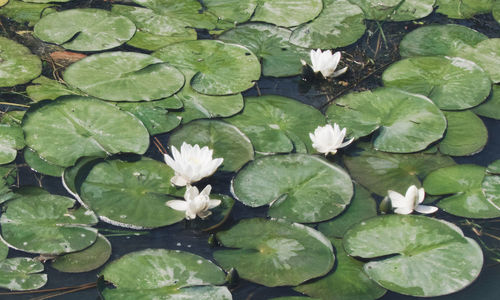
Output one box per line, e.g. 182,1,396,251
309,123,354,155
166,185,221,220
301,49,348,78
164,142,223,187
388,185,438,215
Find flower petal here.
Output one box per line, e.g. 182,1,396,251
166,200,187,211
415,205,438,214
171,175,189,187
388,190,407,207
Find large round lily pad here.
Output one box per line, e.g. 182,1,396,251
348,0,434,21
343,142,455,196
218,23,309,77
77,158,185,229
22,96,150,167
423,164,500,218
0,124,24,165
326,88,446,153
343,215,484,297
290,0,366,49
63,52,185,101
461,38,500,83
0,36,41,87
101,249,230,299
153,40,260,95
226,95,326,154
435,0,494,19
0,258,47,291
0,192,98,254
473,85,500,120
168,119,254,172
250,0,323,27
214,218,334,287
439,111,488,156
232,154,352,223
34,9,136,51
382,56,491,110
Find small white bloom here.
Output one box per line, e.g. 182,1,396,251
309,123,354,155
388,185,438,215
164,142,223,186
301,49,348,78
166,185,221,220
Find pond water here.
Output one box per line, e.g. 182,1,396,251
1,1,500,300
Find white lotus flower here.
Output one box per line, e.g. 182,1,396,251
309,123,354,155
388,185,438,215
301,49,348,78
166,185,221,220
164,142,223,187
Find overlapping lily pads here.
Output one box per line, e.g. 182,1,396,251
26,76,85,102
435,0,494,19
100,249,231,299
0,36,41,87
214,218,334,287
460,38,500,83
348,0,435,21
343,215,484,297
226,95,326,154
63,52,185,101
232,154,352,223
473,85,500,120
22,96,150,167
34,9,136,51
23,148,64,177
326,88,446,153
0,124,24,165
153,40,260,95
439,111,488,156
0,192,98,254
0,258,47,291
0,0,57,26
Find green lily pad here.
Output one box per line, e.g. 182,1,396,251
494,0,500,24
232,154,352,223
487,159,500,174
111,4,197,51
423,164,500,218
317,184,378,239
0,164,17,205
190,194,235,231
77,158,185,229
218,23,309,77
101,249,230,299
343,215,483,297
153,40,260,95
473,85,500,120
290,0,366,49
0,258,47,291
226,95,326,154
483,173,500,210
0,240,7,261
63,52,185,101
439,110,488,156
168,119,254,172
0,110,24,126
23,148,64,177
251,0,323,27
34,9,135,52
348,0,435,21
326,88,446,153
214,218,334,287
116,98,183,135
26,76,84,102
343,142,456,196
382,56,491,110
399,24,487,58
461,38,500,83
435,0,494,19
295,238,386,300
22,96,150,167
204,0,258,24
0,192,98,254
0,36,41,87
271,297,320,300
22,0,70,3
51,234,111,273
0,124,25,165
0,0,57,25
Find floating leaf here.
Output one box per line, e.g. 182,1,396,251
343,142,455,196
101,249,230,299
22,0,70,3
22,96,150,167
214,218,334,287
168,120,254,172
51,234,111,273
343,215,483,297
473,85,500,119
435,0,494,19
0,124,24,165
77,158,185,229
0,192,98,254
226,95,326,154
290,0,366,49
153,40,260,95
0,258,47,291
64,52,185,101
23,148,64,177
487,159,500,174
423,164,500,218
204,0,258,24
0,110,24,126
0,240,7,261
232,154,352,223
0,164,17,204
326,88,446,153
0,0,57,25
439,111,488,156
26,76,84,102
250,0,323,27
0,36,41,87
461,38,500,83
494,0,500,24
348,0,434,21
382,56,491,110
